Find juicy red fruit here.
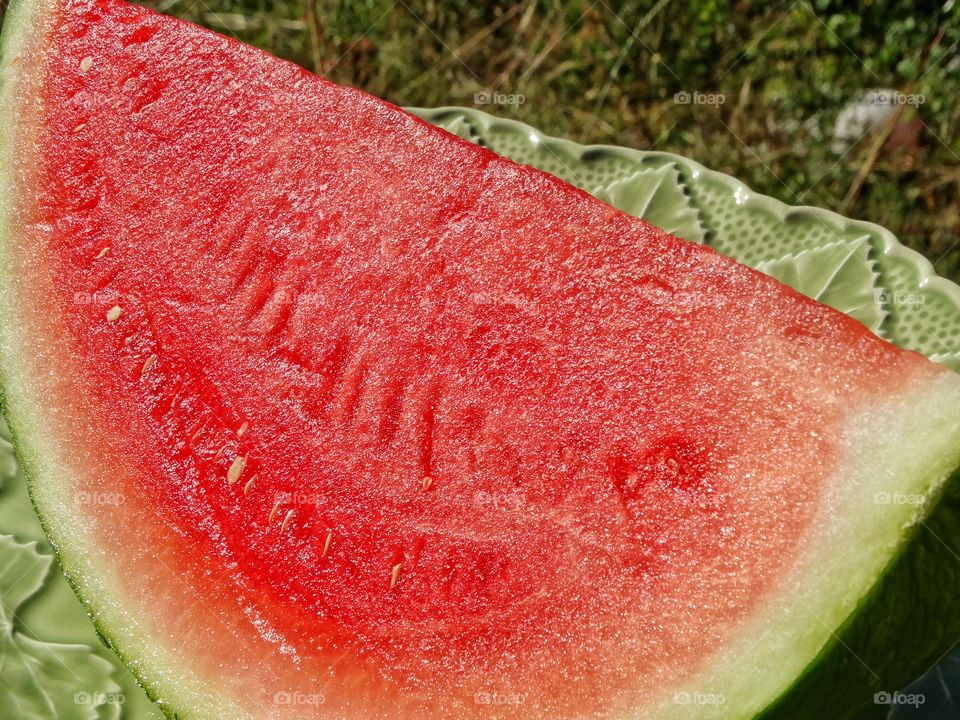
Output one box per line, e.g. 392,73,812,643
15,0,919,716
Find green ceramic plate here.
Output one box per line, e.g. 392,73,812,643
1,106,958,719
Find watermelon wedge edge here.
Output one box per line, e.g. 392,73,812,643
1,1,960,719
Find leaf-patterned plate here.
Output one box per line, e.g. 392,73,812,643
0,105,958,719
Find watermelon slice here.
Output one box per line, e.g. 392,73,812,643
1,0,960,718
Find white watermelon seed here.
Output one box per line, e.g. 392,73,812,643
227,456,246,485
390,562,402,589
79,56,93,73
243,478,255,496
269,500,282,523
237,422,249,437
96,246,110,258
322,532,332,558
106,305,122,322
281,509,295,533
141,355,157,376
421,475,433,491
74,123,88,133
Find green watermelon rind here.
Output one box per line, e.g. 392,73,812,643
0,410,182,719
2,2,960,720
759,464,960,720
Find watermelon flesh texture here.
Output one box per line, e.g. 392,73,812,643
1,0,960,718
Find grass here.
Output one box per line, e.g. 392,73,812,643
3,0,960,284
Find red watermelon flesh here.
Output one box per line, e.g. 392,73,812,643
1,0,960,718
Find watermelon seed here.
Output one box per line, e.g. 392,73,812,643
390,562,403,589
322,532,332,558
74,123,88,133
96,246,110,258
140,355,157,376
421,475,433,491
237,422,249,437
281,509,295,533
106,305,122,322
243,478,255,496
269,500,283,523
227,456,247,485
79,56,93,73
